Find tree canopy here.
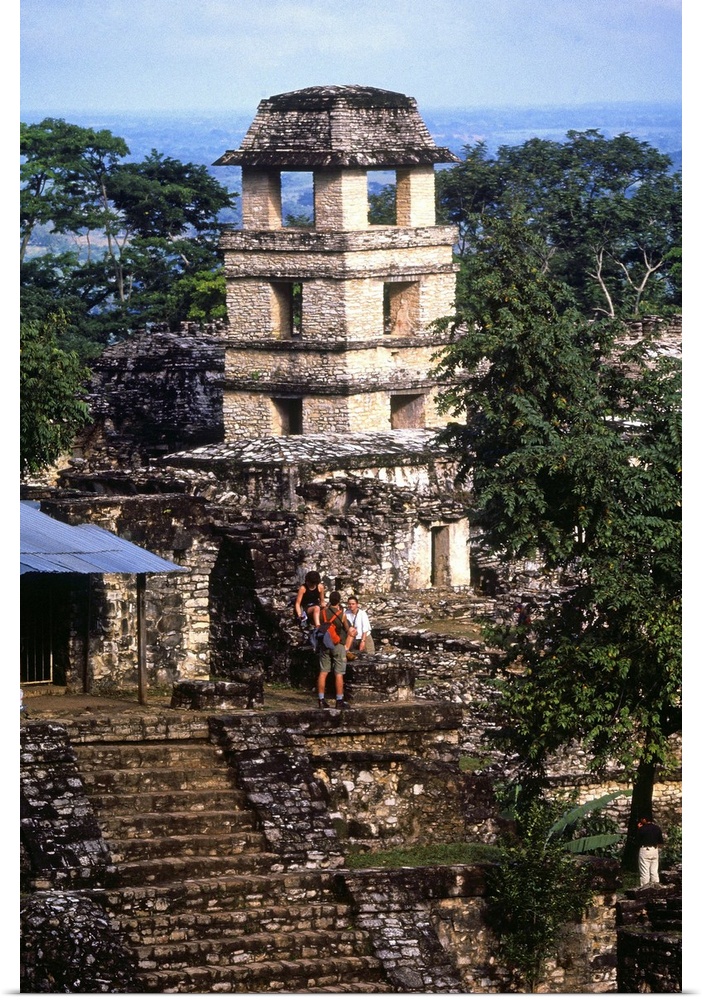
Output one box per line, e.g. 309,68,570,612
436,130,681,320
21,118,236,353
435,215,681,860
20,315,91,475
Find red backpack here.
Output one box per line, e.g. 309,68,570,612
317,606,344,648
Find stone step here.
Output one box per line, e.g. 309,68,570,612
87,787,250,815
73,740,226,770
79,765,236,794
105,829,267,863
99,808,256,840
88,871,344,916
135,926,373,969
283,984,395,994
118,901,356,946
103,851,283,887
138,954,388,993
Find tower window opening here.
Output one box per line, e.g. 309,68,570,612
390,393,426,429
272,397,303,436
383,281,419,336
291,283,302,337
282,171,315,227
271,282,303,339
368,170,397,225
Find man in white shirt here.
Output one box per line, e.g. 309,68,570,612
344,596,375,655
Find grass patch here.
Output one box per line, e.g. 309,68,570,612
459,754,494,772
346,841,502,869
618,870,641,891
418,619,485,640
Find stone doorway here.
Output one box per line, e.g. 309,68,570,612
431,525,451,587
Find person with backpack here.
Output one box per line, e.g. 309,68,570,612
316,592,353,709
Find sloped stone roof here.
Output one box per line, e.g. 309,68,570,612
214,85,460,169
164,429,451,469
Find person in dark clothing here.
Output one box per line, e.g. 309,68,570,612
515,603,532,627
637,816,664,885
294,571,325,629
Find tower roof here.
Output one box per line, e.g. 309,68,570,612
214,85,460,169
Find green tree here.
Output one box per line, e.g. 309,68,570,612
437,131,681,318
21,119,235,348
435,217,681,862
21,119,129,263
20,315,91,475
485,796,598,992
368,183,396,225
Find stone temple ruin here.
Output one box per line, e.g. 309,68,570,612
20,87,682,993
24,84,476,692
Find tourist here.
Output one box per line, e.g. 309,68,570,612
637,816,665,886
294,571,325,629
316,591,352,709
345,596,375,654
515,603,532,627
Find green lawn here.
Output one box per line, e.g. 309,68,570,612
345,841,503,869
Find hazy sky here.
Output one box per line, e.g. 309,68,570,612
20,0,682,115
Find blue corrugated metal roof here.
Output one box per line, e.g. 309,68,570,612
20,502,186,576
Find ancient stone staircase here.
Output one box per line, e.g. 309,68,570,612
72,730,393,993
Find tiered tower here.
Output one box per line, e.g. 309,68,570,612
214,85,460,439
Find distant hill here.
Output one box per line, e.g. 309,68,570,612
21,101,681,230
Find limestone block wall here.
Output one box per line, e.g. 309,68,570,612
224,241,456,282
314,169,369,230
303,277,380,339
224,342,447,389
225,268,455,343
433,878,619,993
225,279,290,338
396,165,436,226
241,168,282,228
545,775,682,833
223,391,275,437
223,386,452,437
313,754,486,849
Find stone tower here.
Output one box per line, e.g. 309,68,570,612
214,85,460,439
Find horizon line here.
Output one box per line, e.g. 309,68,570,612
20,97,683,119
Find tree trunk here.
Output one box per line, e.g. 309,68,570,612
622,753,656,869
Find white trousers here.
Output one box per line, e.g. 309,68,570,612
638,846,660,885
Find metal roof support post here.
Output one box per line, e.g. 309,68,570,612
83,575,91,694
137,573,147,705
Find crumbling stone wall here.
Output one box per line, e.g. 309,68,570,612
74,325,225,468
20,892,143,993
342,861,619,994
20,721,114,891
210,716,345,870
616,879,682,992
312,752,501,849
